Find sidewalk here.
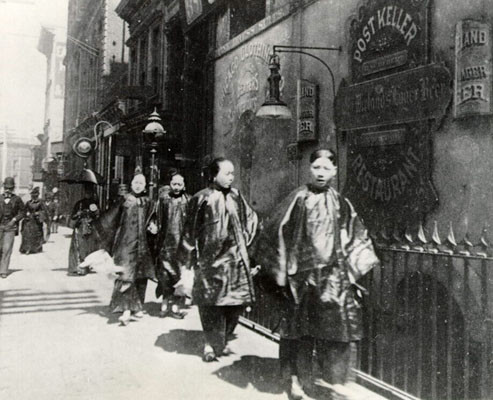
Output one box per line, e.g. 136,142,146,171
0,227,386,400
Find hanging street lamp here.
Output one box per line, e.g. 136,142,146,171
142,108,166,200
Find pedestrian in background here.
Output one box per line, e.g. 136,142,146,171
101,169,158,326
155,172,190,319
50,196,61,234
0,177,24,278
255,149,379,399
43,192,54,242
20,186,47,255
67,183,101,276
178,157,258,361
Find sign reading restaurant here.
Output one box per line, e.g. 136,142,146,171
454,20,492,118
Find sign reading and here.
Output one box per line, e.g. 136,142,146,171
454,20,492,118
296,80,318,142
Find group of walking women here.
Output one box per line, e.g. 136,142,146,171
73,149,379,400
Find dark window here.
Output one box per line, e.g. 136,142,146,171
229,0,266,38
151,27,161,93
139,36,148,86
130,48,137,85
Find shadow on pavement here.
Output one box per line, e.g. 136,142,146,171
213,355,283,394
154,329,204,358
78,304,121,324
2,269,22,276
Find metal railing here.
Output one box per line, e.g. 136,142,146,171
241,222,493,400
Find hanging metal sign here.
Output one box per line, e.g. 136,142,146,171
454,20,492,118
348,0,430,82
296,79,318,142
335,64,452,130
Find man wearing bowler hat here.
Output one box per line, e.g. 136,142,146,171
0,177,24,278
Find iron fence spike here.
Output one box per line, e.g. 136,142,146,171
417,222,428,244
479,227,490,249
446,222,457,247
432,220,441,245
404,224,414,244
392,223,402,243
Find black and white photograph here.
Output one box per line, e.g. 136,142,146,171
0,0,492,399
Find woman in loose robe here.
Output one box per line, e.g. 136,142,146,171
179,157,258,361
67,184,101,275
20,187,47,254
155,173,191,318
101,172,157,325
255,149,379,399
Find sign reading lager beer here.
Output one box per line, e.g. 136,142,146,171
454,20,492,118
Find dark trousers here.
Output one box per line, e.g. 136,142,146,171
198,305,244,353
135,278,147,305
0,229,16,275
279,337,356,385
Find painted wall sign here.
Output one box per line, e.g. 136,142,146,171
454,20,492,118
335,64,452,130
218,42,272,134
348,0,430,82
296,80,318,142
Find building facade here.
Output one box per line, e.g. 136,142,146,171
36,26,67,196
70,0,493,397
176,0,493,398
62,0,127,210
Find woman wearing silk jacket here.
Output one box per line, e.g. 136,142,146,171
178,157,258,362
255,149,380,400
100,171,158,326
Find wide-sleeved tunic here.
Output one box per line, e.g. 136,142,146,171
100,194,156,282
179,185,258,306
255,184,379,342
155,192,190,296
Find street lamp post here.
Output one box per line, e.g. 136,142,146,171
142,108,165,200
256,45,341,119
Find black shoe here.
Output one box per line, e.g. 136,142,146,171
1,274,7,279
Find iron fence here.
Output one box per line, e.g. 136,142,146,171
241,222,493,400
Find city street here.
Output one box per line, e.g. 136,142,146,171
0,227,385,400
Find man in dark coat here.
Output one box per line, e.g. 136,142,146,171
178,157,258,361
0,177,24,278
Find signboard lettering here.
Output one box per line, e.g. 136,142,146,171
297,80,318,142
349,0,430,82
454,20,492,118
336,64,452,130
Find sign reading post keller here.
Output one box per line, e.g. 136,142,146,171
454,20,492,118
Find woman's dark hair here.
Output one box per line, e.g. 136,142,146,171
208,157,230,181
168,170,184,183
309,149,336,165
